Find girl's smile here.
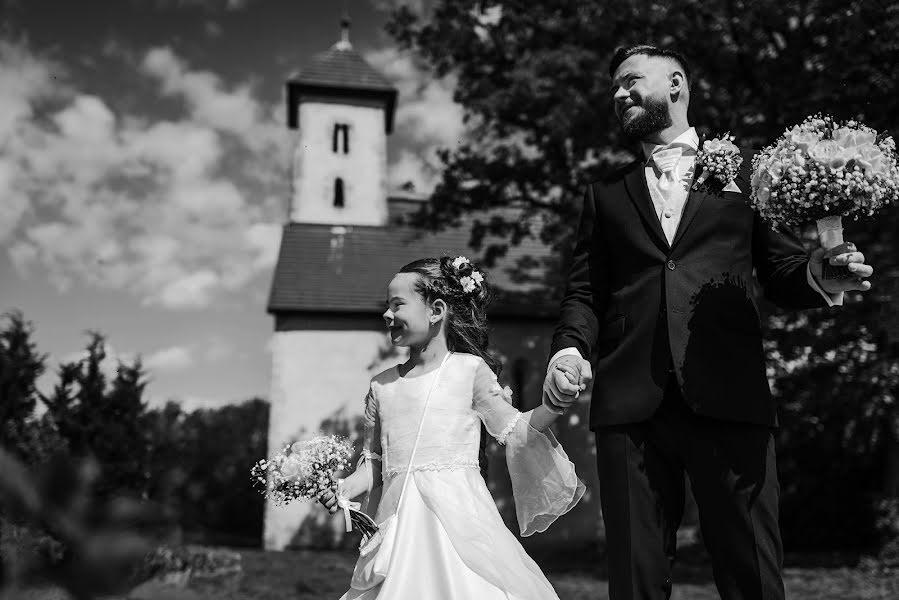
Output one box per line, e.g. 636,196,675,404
383,272,437,347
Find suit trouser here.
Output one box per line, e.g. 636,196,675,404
594,377,785,600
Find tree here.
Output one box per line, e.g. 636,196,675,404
386,0,899,266
0,311,47,463
146,398,269,545
43,333,151,499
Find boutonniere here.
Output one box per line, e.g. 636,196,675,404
693,133,743,194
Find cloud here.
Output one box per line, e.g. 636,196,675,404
0,39,60,242
1,39,285,310
141,47,284,153
369,0,431,16
144,345,194,371
364,47,465,194
388,149,440,194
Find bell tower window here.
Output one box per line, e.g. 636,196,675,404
334,177,345,208
332,123,349,154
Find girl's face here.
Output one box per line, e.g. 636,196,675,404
383,273,441,347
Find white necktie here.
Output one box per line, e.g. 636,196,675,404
651,146,683,193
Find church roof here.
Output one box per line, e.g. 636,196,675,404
266,205,561,319
293,46,395,94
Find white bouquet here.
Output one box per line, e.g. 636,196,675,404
251,435,378,539
750,114,899,278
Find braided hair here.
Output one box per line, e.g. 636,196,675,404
398,256,500,375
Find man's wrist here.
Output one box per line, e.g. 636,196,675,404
548,347,583,373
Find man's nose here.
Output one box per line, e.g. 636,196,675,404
613,87,629,103
382,309,393,323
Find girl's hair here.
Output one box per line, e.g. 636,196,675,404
398,256,500,376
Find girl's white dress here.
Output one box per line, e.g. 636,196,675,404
339,352,585,600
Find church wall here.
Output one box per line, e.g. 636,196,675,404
263,313,604,553
264,316,402,550
292,101,388,226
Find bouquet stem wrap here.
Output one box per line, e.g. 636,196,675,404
816,215,854,280
336,492,361,533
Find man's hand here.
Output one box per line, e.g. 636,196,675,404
544,355,592,411
809,244,873,293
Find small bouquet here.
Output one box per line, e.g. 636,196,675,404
750,114,899,279
693,133,743,194
251,435,378,540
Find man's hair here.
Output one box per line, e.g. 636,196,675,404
608,44,690,84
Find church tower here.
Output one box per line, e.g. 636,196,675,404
287,18,397,226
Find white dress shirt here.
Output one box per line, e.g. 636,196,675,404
548,127,842,371
643,127,700,245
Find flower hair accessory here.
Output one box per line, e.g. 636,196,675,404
693,133,743,194
449,256,485,294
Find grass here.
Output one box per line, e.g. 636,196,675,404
12,545,897,599
126,547,898,600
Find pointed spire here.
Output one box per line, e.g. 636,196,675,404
334,12,352,51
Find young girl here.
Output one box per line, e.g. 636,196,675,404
320,256,585,600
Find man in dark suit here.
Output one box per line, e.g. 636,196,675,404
543,45,874,600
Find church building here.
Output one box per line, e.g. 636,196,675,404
264,20,601,553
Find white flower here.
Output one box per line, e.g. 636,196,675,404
280,455,301,478
471,270,484,285
788,128,819,152
452,256,469,270
460,276,476,293
808,140,841,163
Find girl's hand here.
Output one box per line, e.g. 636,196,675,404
319,483,339,514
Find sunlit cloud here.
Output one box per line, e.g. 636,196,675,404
363,47,465,194
144,345,195,372
1,38,286,310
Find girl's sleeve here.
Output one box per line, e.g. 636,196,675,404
359,384,383,513
472,360,585,536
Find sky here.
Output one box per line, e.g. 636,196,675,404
0,0,461,411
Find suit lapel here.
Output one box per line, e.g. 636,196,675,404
670,133,707,250
623,164,670,252
670,181,707,250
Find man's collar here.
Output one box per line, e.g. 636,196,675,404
642,127,699,162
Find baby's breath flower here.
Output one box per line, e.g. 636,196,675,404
250,435,353,506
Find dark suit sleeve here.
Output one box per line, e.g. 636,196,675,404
550,183,607,360
751,214,829,310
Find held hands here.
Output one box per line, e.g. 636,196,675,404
543,355,592,412
809,243,873,293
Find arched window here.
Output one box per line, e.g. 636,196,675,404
333,177,345,208
332,123,349,154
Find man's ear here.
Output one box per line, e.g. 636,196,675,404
670,70,686,99
429,299,448,324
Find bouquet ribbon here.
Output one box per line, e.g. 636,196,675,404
336,493,361,533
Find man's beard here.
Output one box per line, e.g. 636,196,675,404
620,95,672,141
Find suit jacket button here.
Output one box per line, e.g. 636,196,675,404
666,260,676,271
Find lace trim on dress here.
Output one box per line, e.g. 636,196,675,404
496,413,521,446
383,460,480,478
